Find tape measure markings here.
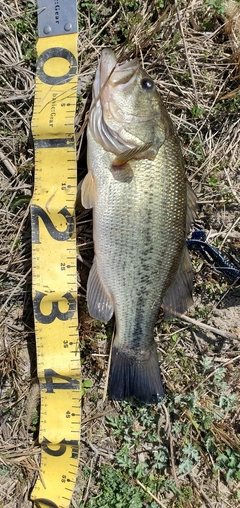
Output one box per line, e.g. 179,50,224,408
31,1,80,506
34,138,75,148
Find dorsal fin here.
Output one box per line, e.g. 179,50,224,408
163,245,193,318
186,180,197,234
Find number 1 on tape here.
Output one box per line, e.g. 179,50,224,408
30,2,80,507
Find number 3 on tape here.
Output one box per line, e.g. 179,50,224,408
30,1,81,508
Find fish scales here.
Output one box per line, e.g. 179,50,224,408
81,49,195,403
90,135,186,342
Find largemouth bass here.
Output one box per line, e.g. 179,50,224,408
81,49,196,404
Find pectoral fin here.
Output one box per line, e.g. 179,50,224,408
112,142,153,168
163,246,193,318
87,258,114,322
81,172,96,209
75,179,84,211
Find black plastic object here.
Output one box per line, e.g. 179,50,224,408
187,230,240,282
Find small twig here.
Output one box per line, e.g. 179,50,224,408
33,456,46,489
85,439,114,459
24,383,40,431
169,432,179,487
224,168,240,204
176,314,239,341
175,0,198,104
215,277,240,309
0,267,31,316
86,7,121,49
0,150,17,176
103,325,115,402
160,404,179,487
77,253,92,269
188,473,214,508
220,213,240,249
135,479,167,508
71,498,80,508
161,403,171,436
191,330,203,354
9,204,31,262
82,457,94,506
81,408,116,425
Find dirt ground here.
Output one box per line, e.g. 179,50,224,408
0,1,240,507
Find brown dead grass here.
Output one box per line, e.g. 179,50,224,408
0,0,240,507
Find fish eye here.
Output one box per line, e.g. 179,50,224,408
141,78,155,91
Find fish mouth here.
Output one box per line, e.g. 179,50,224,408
89,49,153,155
93,49,140,98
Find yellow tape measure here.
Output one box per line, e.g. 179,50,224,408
30,2,80,507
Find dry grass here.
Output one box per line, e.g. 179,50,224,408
0,0,240,507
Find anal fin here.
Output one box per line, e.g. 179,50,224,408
87,258,114,322
163,245,193,318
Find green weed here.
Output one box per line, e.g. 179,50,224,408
204,0,226,15
8,3,37,65
191,105,205,118
215,448,240,482
82,378,93,396
81,375,239,506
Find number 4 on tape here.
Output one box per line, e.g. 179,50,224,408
30,1,81,507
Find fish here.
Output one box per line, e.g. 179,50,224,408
80,48,196,404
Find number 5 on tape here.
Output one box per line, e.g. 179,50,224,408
30,1,81,507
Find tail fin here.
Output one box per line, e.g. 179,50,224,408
108,345,164,404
